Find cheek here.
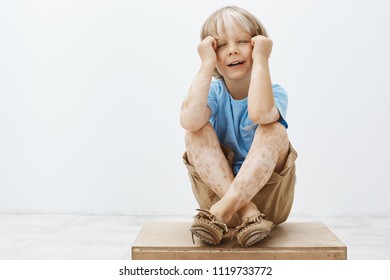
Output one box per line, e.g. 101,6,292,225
216,51,224,62
244,45,253,56
215,53,225,69
244,49,253,65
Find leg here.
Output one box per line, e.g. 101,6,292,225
185,123,260,222
210,122,290,224
251,142,297,225
185,123,233,198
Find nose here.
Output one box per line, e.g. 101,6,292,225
228,49,239,55
228,44,239,55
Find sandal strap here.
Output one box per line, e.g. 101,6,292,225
231,213,266,239
194,209,228,234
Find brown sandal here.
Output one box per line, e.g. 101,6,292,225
233,213,275,247
190,209,228,245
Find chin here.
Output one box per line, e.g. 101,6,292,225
226,73,251,82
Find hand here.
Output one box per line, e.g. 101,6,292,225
251,35,273,60
197,36,217,67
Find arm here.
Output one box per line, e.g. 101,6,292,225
247,36,280,125
180,36,216,131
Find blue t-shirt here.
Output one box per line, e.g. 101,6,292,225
207,79,288,175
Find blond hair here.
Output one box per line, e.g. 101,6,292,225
200,6,268,78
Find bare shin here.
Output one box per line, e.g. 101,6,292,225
209,122,289,223
185,123,260,221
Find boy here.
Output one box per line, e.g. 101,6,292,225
180,6,297,247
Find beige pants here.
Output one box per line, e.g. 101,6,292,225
183,143,298,227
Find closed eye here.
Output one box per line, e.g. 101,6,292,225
217,43,226,48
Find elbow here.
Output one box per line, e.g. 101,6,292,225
180,115,203,132
248,107,276,125
249,114,270,125
180,115,192,131
181,123,205,132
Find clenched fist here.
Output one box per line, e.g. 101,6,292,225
197,36,218,67
251,35,273,60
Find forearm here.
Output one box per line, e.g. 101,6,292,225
180,64,214,131
248,57,279,124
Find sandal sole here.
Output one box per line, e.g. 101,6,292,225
190,226,221,245
239,224,275,247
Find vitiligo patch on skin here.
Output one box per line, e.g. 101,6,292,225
186,122,289,223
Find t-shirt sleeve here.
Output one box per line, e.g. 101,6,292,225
272,84,289,129
207,81,219,124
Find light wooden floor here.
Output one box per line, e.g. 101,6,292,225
0,213,389,260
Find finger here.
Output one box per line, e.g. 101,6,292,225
251,37,256,46
204,36,216,49
210,37,217,50
202,35,212,44
206,35,215,41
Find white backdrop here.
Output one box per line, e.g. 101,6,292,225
1,0,389,216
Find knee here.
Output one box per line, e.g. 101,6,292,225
185,122,214,147
253,122,289,149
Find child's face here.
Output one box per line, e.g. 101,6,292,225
215,24,253,83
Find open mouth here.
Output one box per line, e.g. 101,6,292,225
228,61,244,67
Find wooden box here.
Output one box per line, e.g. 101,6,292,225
131,222,347,260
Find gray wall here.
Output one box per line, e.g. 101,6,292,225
1,0,389,215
